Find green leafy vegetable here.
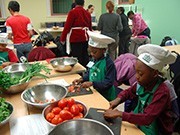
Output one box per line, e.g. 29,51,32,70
0,62,51,91
0,98,11,122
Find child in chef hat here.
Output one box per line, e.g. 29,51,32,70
72,31,117,101
104,44,177,135
0,33,19,68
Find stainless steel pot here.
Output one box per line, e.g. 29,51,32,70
48,118,114,135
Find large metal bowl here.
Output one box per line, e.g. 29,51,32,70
48,118,114,135
42,100,88,127
0,72,30,94
2,63,32,73
50,57,78,72
21,83,68,109
0,101,13,127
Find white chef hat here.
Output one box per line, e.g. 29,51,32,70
137,44,177,71
87,31,115,48
0,33,8,44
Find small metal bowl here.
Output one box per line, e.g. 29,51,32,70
2,63,32,73
0,101,13,127
0,72,30,94
50,57,78,72
21,83,68,109
48,118,114,135
42,100,88,127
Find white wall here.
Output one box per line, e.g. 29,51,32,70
3,0,102,30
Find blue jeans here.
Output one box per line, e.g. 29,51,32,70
14,43,32,60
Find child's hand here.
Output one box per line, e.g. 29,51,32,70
109,98,121,109
81,81,93,88
103,109,122,119
72,78,83,85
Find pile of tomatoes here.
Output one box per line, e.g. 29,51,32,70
67,85,81,93
45,98,85,125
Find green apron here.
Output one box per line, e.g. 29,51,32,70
134,79,162,135
89,58,116,101
0,52,9,65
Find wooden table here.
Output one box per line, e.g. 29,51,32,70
37,60,86,78
38,27,64,33
1,74,144,135
164,45,180,53
38,27,64,38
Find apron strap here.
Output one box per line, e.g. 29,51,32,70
66,27,89,54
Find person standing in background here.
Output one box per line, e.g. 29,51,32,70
116,7,132,55
127,11,150,38
98,1,123,61
87,4,94,14
6,1,34,60
71,2,76,9
87,4,96,22
60,0,92,67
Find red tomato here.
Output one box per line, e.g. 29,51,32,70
59,110,73,120
77,112,84,118
70,104,80,115
63,106,70,111
73,115,82,119
52,107,61,115
77,103,84,113
58,98,68,109
67,98,75,107
68,85,75,92
57,117,63,124
73,113,84,119
46,112,55,122
51,116,59,125
51,115,63,125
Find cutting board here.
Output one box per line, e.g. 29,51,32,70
87,108,122,135
66,87,93,97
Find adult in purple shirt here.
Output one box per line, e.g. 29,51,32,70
127,11,150,38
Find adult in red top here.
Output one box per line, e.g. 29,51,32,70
60,0,92,67
6,1,34,60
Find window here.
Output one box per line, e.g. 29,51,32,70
118,0,135,4
50,0,73,15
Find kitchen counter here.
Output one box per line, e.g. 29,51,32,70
1,74,144,135
164,45,180,53
35,59,86,78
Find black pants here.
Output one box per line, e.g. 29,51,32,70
70,41,89,68
138,27,151,39
118,34,131,55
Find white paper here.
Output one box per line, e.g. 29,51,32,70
38,79,69,86
10,114,54,135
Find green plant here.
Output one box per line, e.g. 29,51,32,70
0,63,51,91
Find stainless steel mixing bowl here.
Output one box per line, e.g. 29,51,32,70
21,83,68,109
0,71,30,94
48,118,114,135
50,57,78,72
42,100,88,127
0,101,13,127
2,63,31,73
